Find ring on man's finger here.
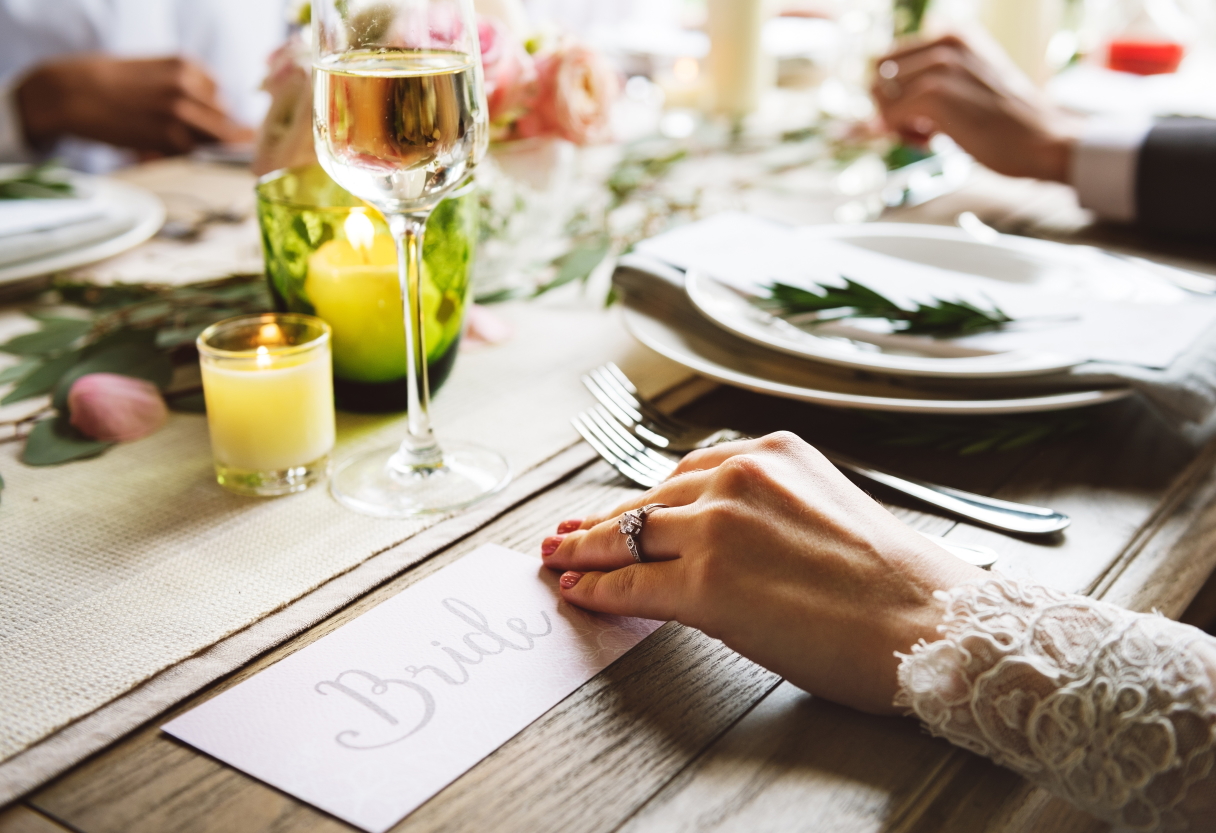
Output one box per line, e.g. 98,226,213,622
618,503,667,563
878,59,900,79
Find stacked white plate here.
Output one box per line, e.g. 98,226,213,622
0,167,164,285
619,213,1216,415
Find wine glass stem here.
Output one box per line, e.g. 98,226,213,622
388,211,442,469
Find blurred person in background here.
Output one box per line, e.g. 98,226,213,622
871,34,1216,242
0,0,288,172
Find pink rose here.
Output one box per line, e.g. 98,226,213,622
478,16,536,125
252,36,317,176
514,42,619,145
67,373,168,443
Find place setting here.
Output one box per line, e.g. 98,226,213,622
611,210,1216,421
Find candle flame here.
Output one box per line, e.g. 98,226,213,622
256,345,272,369
673,57,699,83
345,210,376,263
259,322,285,345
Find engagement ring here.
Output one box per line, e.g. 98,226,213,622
618,503,668,563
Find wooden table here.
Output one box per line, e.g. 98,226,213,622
4,165,1216,833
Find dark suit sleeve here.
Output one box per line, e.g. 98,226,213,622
1136,117,1216,242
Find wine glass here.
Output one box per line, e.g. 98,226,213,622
313,0,509,517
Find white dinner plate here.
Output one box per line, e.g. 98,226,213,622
682,222,1191,380
621,300,1132,415
0,175,165,285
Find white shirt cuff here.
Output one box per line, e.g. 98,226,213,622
0,73,32,163
1069,117,1153,224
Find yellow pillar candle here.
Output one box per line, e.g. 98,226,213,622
306,210,451,384
198,314,335,496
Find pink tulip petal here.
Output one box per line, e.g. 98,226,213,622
67,373,168,443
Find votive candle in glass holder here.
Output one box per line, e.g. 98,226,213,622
198,313,335,496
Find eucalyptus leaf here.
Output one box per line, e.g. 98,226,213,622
87,327,159,353
473,287,526,305
859,411,1090,456
55,282,159,310
52,342,174,411
155,325,210,350
28,312,88,324
0,163,75,200
1,350,81,405
22,417,112,466
0,357,40,384
533,241,611,298
893,0,930,36
167,391,207,413
0,318,91,356
761,279,1013,339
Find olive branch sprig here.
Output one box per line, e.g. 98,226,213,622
758,278,1014,339
0,162,75,200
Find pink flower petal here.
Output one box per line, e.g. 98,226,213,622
67,373,168,443
462,304,514,350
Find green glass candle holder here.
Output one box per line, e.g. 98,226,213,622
255,164,477,412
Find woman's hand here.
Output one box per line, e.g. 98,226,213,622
871,35,1080,183
541,432,985,715
16,55,253,155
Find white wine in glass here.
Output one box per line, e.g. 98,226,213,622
315,49,481,210
314,0,508,517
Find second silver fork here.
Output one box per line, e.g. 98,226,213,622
577,363,1070,537
571,403,999,569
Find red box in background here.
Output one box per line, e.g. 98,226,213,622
1107,40,1185,75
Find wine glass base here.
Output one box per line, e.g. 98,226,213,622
330,441,511,518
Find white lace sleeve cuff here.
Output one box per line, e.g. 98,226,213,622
895,576,1216,831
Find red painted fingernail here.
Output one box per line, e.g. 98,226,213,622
556,519,583,534
560,571,584,589
541,535,564,556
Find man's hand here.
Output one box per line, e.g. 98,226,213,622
871,35,1080,183
16,55,253,155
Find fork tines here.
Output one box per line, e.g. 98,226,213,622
573,405,678,488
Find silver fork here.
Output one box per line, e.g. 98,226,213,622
571,403,999,569
576,363,1070,537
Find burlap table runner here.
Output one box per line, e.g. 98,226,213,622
0,297,686,800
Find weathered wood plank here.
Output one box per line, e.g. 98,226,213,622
0,805,72,833
892,758,1109,833
618,682,962,833
937,400,1195,596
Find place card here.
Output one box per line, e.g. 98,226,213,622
163,545,662,832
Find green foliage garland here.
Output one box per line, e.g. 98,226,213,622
0,275,271,466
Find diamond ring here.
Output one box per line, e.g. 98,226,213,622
617,503,668,563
